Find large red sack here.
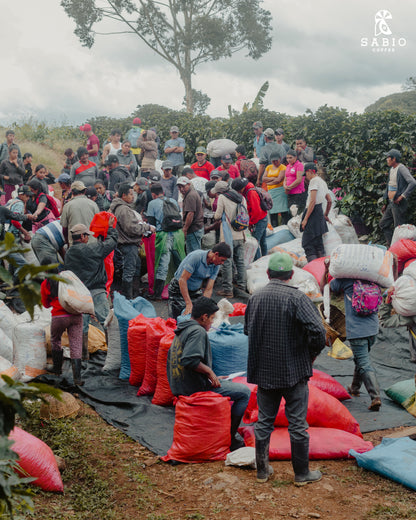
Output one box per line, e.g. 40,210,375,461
128,315,154,386
389,239,416,272
229,303,247,316
404,258,416,269
9,427,63,492
232,376,258,424
161,392,231,463
138,318,176,396
246,384,362,437
143,234,155,295
152,329,176,406
310,369,351,400
89,211,117,238
303,256,329,285
239,426,373,460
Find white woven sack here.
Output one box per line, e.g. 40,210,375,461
323,224,342,256
0,355,20,385
13,322,46,382
332,214,359,244
392,275,416,317
206,139,237,158
287,215,302,238
403,260,416,280
225,447,256,468
329,244,394,288
0,328,13,362
15,306,52,328
102,309,121,372
391,224,416,246
244,235,258,267
287,266,323,302
58,271,94,315
270,238,307,267
0,300,17,339
246,255,269,294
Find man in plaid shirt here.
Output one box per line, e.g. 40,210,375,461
245,252,326,485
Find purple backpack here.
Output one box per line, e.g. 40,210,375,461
351,280,382,316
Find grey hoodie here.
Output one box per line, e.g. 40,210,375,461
109,197,152,245
167,319,212,396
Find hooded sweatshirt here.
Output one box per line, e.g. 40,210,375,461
167,319,212,396
109,197,152,245
137,130,157,171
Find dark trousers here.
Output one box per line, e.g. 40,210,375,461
379,199,408,246
168,278,202,320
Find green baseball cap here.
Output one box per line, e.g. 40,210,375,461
268,252,293,272
195,146,207,154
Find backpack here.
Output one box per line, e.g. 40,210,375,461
36,193,60,219
248,187,273,211
229,202,250,231
161,198,183,232
350,280,382,316
240,159,258,179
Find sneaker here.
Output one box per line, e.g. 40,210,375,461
347,386,360,397
216,289,234,298
368,397,381,411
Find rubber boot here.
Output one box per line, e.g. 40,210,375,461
71,359,84,386
361,371,381,411
255,438,274,483
291,439,322,486
121,280,133,300
46,349,64,375
230,414,245,452
150,279,165,301
132,277,143,298
82,333,89,362
348,368,362,397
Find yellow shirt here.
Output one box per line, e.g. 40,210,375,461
264,164,286,191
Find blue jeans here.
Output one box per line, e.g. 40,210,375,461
251,216,268,260
118,243,141,283
211,380,251,417
255,380,309,443
83,288,110,333
349,336,379,399
156,233,183,281
186,228,204,254
221,239,246,292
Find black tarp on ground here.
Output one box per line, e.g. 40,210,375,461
38,324,416,457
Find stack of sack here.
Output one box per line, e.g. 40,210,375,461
235,370,374,460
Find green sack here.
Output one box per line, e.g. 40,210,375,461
385,378,416,417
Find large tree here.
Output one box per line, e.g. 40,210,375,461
60,0,273,112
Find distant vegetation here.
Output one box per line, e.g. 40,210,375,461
365,90,416,115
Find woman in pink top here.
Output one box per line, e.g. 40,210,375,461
284,149,307,215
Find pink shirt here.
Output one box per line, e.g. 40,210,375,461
87,134,100,156
217,164,239,179
285,161,305,194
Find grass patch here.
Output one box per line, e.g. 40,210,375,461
365,504,416,519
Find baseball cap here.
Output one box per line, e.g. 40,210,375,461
105,154,119,166
162,160,173,170
70,223,93,236
79,124,92,132
211,181,229,195
170,126,179,133
148,171,161,183
268,252,293,272
182,166,193,176
17,185,32,195
221,154,233,163
253,121,263,129
195,146,207,154
71,180,87,191
132,117,141,125
210,169,222,179
176,176,191,186
134,177,148,189
275,128,284,136
57,173,71,183
304,162,317,172
385,149,401,160
263,128,275,138
85,186,97,198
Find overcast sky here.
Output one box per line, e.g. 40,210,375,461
0,0,414,125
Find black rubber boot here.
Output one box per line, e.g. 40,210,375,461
46,350,63,375
82,333,89,362
255,438,273,483
150,279,165,301
291,439,322,486
348,368,362,396
361,371,381,411
121,280,133,300
71,359,84,386
230,414,245,452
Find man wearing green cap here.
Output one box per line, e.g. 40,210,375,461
190,146,215,181
245,252,326,486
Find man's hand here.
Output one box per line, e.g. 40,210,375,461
184,302,193,316
394,195,404,205
381,204,386,213
108,216,115,227
301,217,308,230
208,370,221,388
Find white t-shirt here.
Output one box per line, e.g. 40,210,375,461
306,176,329,207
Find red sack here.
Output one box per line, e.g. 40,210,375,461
128,315,153,386
143,235,155,295
161,392,231,463
229,303,247,316
404,258,416,269
310,369,351,400
152,328,176,406
232,376,258,424
389,239,416,272
303,257,329,284
89,211,117,238
239,426,373,460
9,427,64,492
138,318,176,396
247,384,362,437
104,251,114,297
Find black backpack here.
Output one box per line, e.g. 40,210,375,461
161,198,183,232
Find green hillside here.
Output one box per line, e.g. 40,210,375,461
365,90,416,115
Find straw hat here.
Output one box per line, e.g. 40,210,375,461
40,392,80,420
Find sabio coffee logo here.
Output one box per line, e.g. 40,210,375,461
361,10,407,52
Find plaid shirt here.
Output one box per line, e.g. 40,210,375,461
244,279,326,389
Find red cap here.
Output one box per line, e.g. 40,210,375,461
79,123,92,132
132,117,141,125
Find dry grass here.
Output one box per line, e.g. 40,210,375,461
19,139,81,177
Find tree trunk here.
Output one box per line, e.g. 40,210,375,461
182,74,193,113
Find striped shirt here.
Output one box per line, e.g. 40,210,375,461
36,221,65,250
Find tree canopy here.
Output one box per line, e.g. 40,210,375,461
60,0,273,112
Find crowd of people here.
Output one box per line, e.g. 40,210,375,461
0,118,415,485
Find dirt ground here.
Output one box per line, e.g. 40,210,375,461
27,402,416,520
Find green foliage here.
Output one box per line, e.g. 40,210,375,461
365,90,416,115
60,0,272,112
182,89,211,116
